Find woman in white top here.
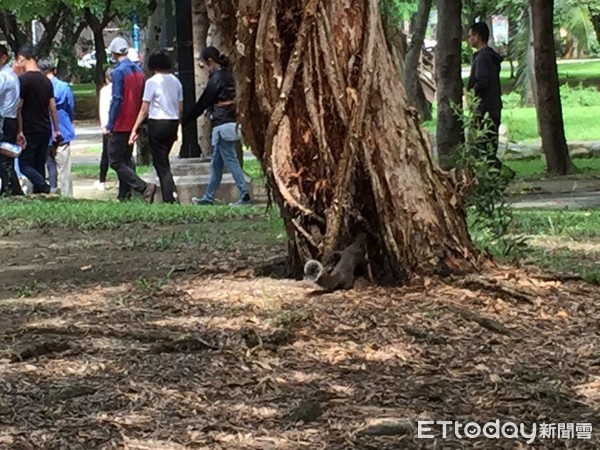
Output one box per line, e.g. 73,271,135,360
130,49,183,203
96,67,114,191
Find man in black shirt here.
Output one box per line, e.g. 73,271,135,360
15,44,61,194
467,22,504,171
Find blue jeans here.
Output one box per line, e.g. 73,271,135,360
204,122,249,202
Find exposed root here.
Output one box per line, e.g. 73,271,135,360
457,275,537,305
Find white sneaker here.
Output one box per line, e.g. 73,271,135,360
93,181,106,191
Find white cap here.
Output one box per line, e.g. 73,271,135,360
127,48,140,62
107,37,129,55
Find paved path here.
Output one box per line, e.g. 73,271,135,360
509,191,600,209
70,122,599,209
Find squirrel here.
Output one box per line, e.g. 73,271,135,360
303,233,366,291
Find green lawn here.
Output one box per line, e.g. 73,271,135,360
71,163,154,181
503,105,600,142
507,157,600,178
557,60,600,87
0,195,597,282
491,59,600,91
72,83,96,97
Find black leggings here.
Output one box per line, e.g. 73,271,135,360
99,134,109,182
148,119,179,203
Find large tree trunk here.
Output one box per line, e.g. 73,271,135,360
233,0,478,282
530,0,572,175
404,0,433,122
435,0,464,169
192,0,212,157
204,0,236,55
144,0,165,76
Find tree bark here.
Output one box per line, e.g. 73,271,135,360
0,12,29,55
590,11,600,47
525,7,537,107
435,0,464,169
404,0,433,122
83,3,115,93
144,0,166,76
56,11,87,80
530,0,572,175
37,5,68,57
233,0,478,282
204,0,237,56
380,0,408,79
192,0,212,157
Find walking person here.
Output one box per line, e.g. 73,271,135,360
39,59,75,197
182,46,250,206
15,44,61,194
95,67,114,191
466,22,505,171
129,49,182,204
0,44,25,196
106,36,157,202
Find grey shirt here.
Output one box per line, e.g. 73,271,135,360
0,64,20,119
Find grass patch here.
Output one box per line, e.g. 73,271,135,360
506,157,600,179
72,83,96,97
502,105,600,143
71,163,154,180
0,197,273,232
1,196,597,282
512,209,600,238
506,209,599,283
557,60,600,88
243,159,265,183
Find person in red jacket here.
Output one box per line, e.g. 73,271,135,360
106,37,157,203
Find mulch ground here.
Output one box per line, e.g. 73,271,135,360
1,254,599,449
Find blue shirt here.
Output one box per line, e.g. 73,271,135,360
49,77,76,144
107,58,144,132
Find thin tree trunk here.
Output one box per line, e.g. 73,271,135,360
525,7,537,107
233,0,478,281
37,6,68,57
435,0,464,169
0,12,29,55
591,11,600,45
530,0,572,175
84,5,114,94
192,0,212,157
381,0,408,79
404,0,433,121
56,12,87,80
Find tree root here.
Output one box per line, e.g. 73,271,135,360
449,306,513,336
304,234,366,292
457,275,536,305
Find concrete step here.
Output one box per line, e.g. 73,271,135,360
142,172,253,205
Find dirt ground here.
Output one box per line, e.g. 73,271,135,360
0,225,599,449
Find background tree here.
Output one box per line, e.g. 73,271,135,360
379,0,414,81
230,0,478,282
435,0,464,169
192,0,212,155
530,0,573,175
403,0,433,121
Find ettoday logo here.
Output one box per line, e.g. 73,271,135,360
417,420,593,443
